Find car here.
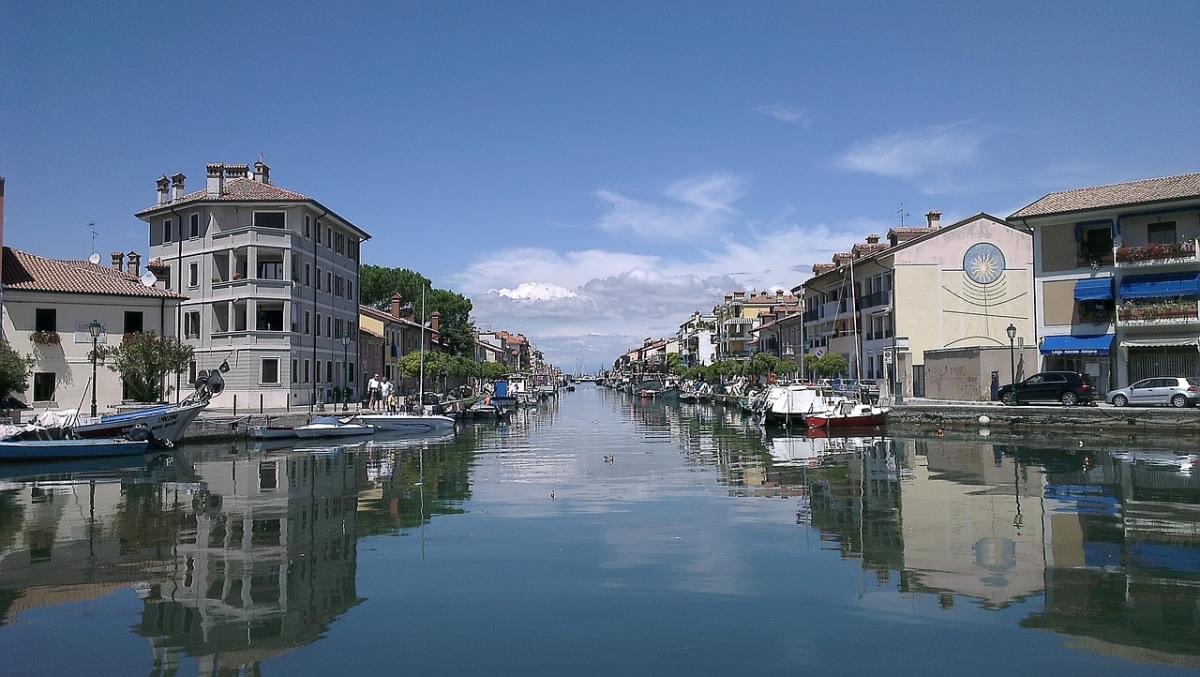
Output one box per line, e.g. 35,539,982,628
997,371,1095,406
1105,377,1200,408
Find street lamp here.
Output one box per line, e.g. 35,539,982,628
1006,323,1017,385
341,330,352,411
88,320,103,417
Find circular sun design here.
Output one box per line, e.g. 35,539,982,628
963,243,1005,285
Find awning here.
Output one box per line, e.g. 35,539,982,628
1040,334,1115,356
1074,277,1113,302
1119,272,1200,300
1119,336,1200,349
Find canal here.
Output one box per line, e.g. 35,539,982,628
0,384,1197,675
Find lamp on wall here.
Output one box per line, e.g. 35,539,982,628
88,320,103,417
1006,323,1017,386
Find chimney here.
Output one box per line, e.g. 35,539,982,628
775,289,784,300
734,291,745,299
126,251,141,277
926,210,941,229
253,160,271,184
156,175,170,205
431,311,440,335
169,173,186,201
225,163,249,179
390,292,402,319
866,233,880,244
111,251,125,270
206,163,225,196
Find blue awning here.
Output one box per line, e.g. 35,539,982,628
1074,277,1113,302
1119,272,1200,300
1040,334,1114,356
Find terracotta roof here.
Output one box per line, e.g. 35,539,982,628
1010,172,1200,219
2,248,185,298
136,177,311,215
812,263,835,274
744,292,799,304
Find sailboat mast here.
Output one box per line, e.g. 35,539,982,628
418,286,426,402
849,261,861,382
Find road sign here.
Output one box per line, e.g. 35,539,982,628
883,350,893,365
813,347,826,358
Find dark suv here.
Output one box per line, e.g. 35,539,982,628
998,371,1095,406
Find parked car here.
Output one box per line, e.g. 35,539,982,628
1105,377,1200,408
998,371,1095,406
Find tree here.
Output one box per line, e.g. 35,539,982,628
95,332,193,403
423,288,476,359
358,264,477,359
810,352,849,378
0,341,34,401
359,265,430,310
480,361,508,381
665,353,682,376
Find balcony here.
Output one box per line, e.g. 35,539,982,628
802,308,820,323
1117,300,1200,327
1115,239,1199,269
857,290,891,310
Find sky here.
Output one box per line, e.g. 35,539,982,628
2,1,1198,370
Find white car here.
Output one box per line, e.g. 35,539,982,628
1106,377,1200,408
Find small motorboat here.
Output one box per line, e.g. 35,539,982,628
294,417,376,439
247,425,299,440
806,401,889,429
0,437,150,462
353,412,456,435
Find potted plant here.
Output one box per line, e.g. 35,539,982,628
30,330,61,346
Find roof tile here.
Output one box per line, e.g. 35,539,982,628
1010,172,1200,219
2,248,185,299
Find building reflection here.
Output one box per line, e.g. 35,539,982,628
137,447,364,674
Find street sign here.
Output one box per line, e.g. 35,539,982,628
813,347,826,358
883,350,893,365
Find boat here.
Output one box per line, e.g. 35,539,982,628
757,384,843,425
353,412,456,434
68,363,226,446
0,437,150,461
294,417,376,439
247,425,298,439
806,400,889,429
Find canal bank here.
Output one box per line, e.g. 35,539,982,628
891,401,1200,436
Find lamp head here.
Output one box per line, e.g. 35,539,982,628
88,320,103,339
1006,324,1017,341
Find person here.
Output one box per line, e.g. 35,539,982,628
381,377,395,413
368,373,381,411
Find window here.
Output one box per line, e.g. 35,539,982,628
348,281,354,301
326,271,332,292
261,358,280,384
257,260,283,280
316,221,322,244
335,318,343,338
326,360,333,382
291,359,298,384
184,311,200,338
189,213,200,238
253,212,285,229
124,311,143,334
316,268,322,290
1148,221,1177,245
291,304,300,333
326,315,332,337
257,305,283,331
292,255,301,282
316,313,322,336
188,360,197,385
163,219,173,243
259,462,278,491
160,265,171,289
304,215,311,238
305,263,311,286
349,363,355,383
326,227,332,249
188,262,199,288
1076,222,1113,266
335,232,344,254
33,373,55,402
305,311,311,334
35,308,56,332
335,275,343,296
303,359,310,383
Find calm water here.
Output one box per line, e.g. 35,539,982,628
0,384,1198,675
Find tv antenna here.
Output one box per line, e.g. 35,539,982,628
87,222,101,265
896,202,909,229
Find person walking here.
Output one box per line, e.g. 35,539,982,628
381,376,396,413
368,373,381,411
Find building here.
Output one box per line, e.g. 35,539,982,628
1011,172,1200,391
1,247,184,412
358,295,441,383
752,309,803,362
712,290,799,361
677,311,717,367
799,212,1034,398
136,162,370,408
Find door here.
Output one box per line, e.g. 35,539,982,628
1146,377,1175,405
1017,374,1046,403
1128,379,1155,404
1041,373,1069,401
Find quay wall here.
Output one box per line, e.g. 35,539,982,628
891,403,1200,436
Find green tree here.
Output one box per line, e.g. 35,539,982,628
96,332,193,403
422,288,476,358
0,341,34,401
359,265,477,359
359,265,430,310
665,353,682,376
480,361,508,381
810,352,849,378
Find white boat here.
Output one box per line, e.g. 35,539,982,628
247,425,298,440
758,384,844,424
353,412,456,435
294,417,376,439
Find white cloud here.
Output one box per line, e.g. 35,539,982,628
595,173,745,240
490,282,578,302
837,122,987,179
755,104,812,126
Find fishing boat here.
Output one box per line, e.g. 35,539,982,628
0,437,150,462
69,362,226,446
294,417,376,439
806,400,889,429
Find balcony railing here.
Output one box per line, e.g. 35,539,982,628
1115,239,1199,268
802,308,820,322
857,290,891,309
1117,300,1200,326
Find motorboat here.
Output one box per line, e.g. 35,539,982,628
294,417,376,439
757,384,843,425
247,425,299,440
806,400,889,429
353,412,456,435
0,437,150,461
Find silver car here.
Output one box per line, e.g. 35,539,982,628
1106,377,1200,408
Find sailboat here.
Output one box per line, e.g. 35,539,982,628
355,288,456,435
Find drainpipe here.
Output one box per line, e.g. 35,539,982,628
312,208,327,409
169,205,183,402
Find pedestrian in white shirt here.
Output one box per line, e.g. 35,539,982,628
368,374,381,411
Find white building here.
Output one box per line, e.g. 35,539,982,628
1,247,184,412
136,162,370,408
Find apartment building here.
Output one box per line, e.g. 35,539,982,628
358,295,442,382
136,162,370,408
799,212,1033,397
677,311,717,367
712,290,799,361
1011,172,1200,390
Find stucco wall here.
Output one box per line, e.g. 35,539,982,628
1041,278,1077,327
1040,223,1077,273
923,346,1040,400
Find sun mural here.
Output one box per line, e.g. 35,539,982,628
963,242,1006,285
941,241,1026,347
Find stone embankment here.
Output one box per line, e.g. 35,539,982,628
892,402,1200,437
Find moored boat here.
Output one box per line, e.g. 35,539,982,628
806,401,889,429
294,417,376,439
0,438,150,462
247,425,299,440
353,412,456,435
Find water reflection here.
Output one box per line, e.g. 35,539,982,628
0,389,1197,672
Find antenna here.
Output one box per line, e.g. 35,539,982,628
140,270,158,287
87,222,101,264
896,202,909,229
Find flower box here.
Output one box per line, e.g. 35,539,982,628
1116,240,1197,264
31,330,61,346
1118,301,1199,323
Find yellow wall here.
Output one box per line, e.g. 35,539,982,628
1041,223,1077,272
1042,279,1078,327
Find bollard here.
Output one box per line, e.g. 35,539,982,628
259,394,263,414
233,394,237,417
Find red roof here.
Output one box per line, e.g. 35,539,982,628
2,248,185,299
136,178,311,215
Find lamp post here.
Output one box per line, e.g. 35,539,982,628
88,320,103,417
1006,323,1017,385
341,331,352,411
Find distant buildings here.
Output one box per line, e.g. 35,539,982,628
712,290,799,361
1,247,183,411
136,162,371,408
677,311,717,367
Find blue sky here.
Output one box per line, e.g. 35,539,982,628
3,1,1197,368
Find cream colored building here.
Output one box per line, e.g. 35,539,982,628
799,212,1034,398
712,290,799,361
1,247,184,412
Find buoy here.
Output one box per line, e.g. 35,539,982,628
978,427,991,437
978,414,991,426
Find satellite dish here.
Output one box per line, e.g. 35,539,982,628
140,270,158,287
88,252,102,265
